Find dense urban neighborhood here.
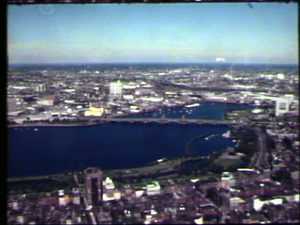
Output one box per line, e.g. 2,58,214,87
8,63,299,224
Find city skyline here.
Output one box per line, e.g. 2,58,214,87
8,3,298,65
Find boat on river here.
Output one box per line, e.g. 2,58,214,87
205,134,216,140
185,103,201,108
148,157,167,165
222,130,231,138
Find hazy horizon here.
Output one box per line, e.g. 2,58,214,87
8,62,298,66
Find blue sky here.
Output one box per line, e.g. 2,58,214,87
8,3,298,64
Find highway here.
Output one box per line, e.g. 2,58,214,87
249,128,269,169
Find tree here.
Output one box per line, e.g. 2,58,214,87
271,167,291,181
282,136,292,149
206,187,220,205
208,163,224,174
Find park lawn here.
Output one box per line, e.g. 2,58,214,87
214,157,244,169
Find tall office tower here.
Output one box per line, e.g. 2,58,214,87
84,167,103,205
109,81,123,98
36,84,46,92
275,95,293,116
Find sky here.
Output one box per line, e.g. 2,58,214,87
8,3,298,64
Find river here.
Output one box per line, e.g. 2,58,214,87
8,102,255,177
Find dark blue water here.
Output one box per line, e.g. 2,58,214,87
121,102,255,120
8,103,255,178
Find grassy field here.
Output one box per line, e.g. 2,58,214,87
214,157,243,168
105,156,203,178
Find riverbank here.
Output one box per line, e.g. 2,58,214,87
8,101,259,128
8,156,204,182
8,122,101,128
7,103,189,128
105,156,205,178
7,172,74,183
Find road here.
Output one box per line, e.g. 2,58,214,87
249,128,269,169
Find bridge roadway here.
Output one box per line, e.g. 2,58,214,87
96,117,248,126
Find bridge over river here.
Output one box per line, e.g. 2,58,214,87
95,117,249,126
10,115,278,128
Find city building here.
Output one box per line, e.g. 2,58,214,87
146,182,161,196
253,198,283,211
135,189,145,198
277,73,285,80
36,84,46,92
37,95,55,106
7,98,18,112
140,96,163,102
84,167,103,205
220,172,235,189
102,177,119,201
84,107,104,117
109,81,123,99
234,168,260,185
275,95,294,116
284,94,294,106
71,188,81,205
194,215,204,224
290,99,299,113
229,197,246,211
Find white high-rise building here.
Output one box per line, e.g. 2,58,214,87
109,81,123,98
275,95,294,116
275,99,289,116
36,84,46,92
102,177,116,201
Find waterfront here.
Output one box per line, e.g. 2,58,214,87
8,103,255,178
120,102,256,120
